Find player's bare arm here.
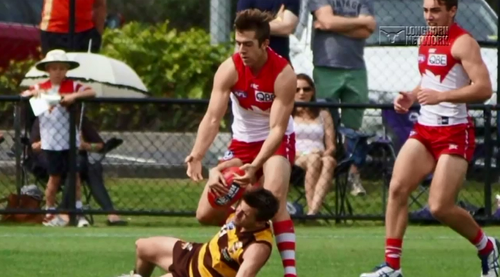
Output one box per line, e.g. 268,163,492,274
189,58,237,160
437,35,493,103
269,5,299,37
235,242,271,277
313,5,375,37
250,65,296,171
186,58,237,180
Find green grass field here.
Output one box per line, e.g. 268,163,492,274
2,224,500,276
1,176,500,276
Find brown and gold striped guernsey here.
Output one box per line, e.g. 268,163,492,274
189,213,273,277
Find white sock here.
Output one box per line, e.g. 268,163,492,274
76,201,83,209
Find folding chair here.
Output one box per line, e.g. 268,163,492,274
11,136,123,225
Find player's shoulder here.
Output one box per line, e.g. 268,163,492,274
251,224,274,242
215,57,238,84
451,33,479,58
274,63,296,84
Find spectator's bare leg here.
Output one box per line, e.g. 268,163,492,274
75,174,82,210
45,175,61,209
302,154,321,211
305,154,322,206
309,156,336,215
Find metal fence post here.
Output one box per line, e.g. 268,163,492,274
14,100,22,196
67,0,77,226
209,0,231,45
484,106,493,222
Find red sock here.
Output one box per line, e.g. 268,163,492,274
471,229,494,256
273,220,297,277
385,238,403,270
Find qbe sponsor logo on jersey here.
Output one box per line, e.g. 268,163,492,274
427,54,447,66
255,91,275,102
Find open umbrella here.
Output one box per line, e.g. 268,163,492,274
20,52,148,98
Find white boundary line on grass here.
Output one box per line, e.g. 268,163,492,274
0,232,462,240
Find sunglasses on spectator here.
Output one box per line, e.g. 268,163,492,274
296,87,312,92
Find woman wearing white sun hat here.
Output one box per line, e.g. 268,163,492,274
21,49,96,227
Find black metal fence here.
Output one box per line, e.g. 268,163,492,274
0,97,500,225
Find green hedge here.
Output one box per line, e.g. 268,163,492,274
0,21,234,131
101,20,233,99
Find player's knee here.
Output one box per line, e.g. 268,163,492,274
195,208,213,225
388,179,412,200
135,238,149,257
428,201,451,220
264,184,287,203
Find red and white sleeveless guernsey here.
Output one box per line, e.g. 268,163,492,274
410,23,476,161
219,47,296,171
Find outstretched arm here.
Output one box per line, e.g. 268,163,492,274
236,243,272,277
250,65,296,170
439,35,492,103
189,58,237,160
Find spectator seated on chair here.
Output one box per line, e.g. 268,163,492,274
30,116,127,226
292,74,337,215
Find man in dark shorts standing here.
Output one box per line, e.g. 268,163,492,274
236,0,300,62
117,187,279,277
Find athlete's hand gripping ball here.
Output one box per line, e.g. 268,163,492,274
233,164,257,185
207,167,247,208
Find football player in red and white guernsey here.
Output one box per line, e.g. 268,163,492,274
361,1,497,277
185,9,298,277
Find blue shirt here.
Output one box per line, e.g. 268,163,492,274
237,0,301,62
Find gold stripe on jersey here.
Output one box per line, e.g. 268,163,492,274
192,214,273,277
206,232,238,276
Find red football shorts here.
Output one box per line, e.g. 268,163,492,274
409,122,476,162
219,133,296,180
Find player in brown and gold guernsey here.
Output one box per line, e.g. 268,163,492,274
116,187,279,277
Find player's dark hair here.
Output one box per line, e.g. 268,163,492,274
438,0,458,10
292,73,321,119
242,187,279,222
234,9,272,45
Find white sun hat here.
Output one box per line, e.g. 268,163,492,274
35,49,80,72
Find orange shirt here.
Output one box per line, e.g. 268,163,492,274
40,0,95,33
